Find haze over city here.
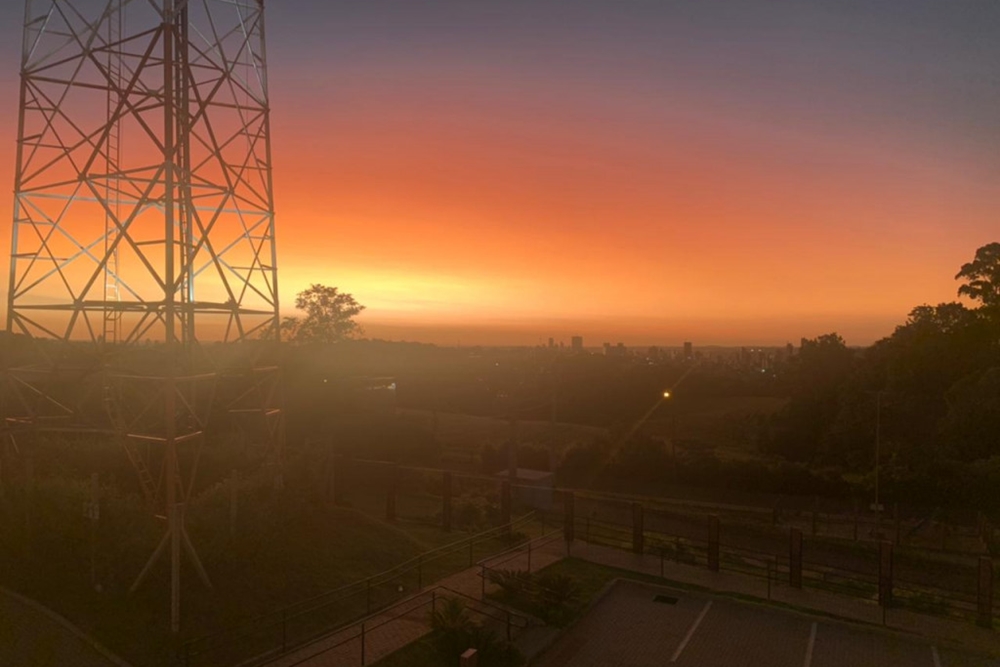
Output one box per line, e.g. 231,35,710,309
3,2,1000,667
0,0,997,346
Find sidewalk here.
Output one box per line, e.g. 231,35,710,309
563,538,1000,659
263,534,567,667
0,587,132,667
264,532,996,666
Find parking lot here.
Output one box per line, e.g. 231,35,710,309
534,580,995,667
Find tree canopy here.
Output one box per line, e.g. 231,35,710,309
956,241,1000,312
282,284,365,343
766,242,1000,508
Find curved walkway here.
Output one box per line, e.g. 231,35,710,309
0,587,132,667
265,534,567,667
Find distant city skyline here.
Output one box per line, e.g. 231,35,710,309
0,1,997,346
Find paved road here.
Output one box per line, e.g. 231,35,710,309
534,580,995,667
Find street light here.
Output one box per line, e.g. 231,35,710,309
662,390,677,478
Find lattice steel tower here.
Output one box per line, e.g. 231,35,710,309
5,0,283,632
9,0,279,343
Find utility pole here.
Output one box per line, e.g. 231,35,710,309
874,390,882,537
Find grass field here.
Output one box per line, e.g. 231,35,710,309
643,395,788,461
397,409,608,464
3,493,430,666
1,469,539,667
400,396,786,468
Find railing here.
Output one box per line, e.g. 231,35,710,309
548,512,994,626
182,513,540,667
268,585,533,667
323,453,995,553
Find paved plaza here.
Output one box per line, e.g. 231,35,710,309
534,579,996,667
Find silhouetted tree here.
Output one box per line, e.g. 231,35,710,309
283,284,365,343
956,242,1000,313
938,368,1000,461
769,333,854,462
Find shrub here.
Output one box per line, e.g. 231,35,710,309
429,598,523,666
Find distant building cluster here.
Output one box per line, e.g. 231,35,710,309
603,342,627,357
532,336,795,372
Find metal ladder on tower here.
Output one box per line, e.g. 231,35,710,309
103,0,123,346
99,3,156,506
104,379,158,505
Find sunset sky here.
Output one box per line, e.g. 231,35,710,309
0,1,997,346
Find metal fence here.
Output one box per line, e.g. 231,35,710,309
253,586,533,667
553,504,995,627
181,514,540,667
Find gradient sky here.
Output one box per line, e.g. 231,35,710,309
0,1,997,346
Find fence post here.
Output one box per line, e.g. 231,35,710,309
978,556,993,629
325,447,336,502
24,455,34,554
878,541,893,608
789,528,802,589
386,464,397,522
563,491,575,544
229,469,238,537
632,503,644,554
500,481,512,535
339,454,351,505
708,515,720,572
767,558,773,600
361,622,366,665
443,471,453,532
853,500,859,541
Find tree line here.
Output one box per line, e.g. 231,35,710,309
764,243,1000,508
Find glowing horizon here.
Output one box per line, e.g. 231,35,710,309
0,1,997,347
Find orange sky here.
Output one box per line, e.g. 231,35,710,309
267,69,997,345
1,2,997,346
